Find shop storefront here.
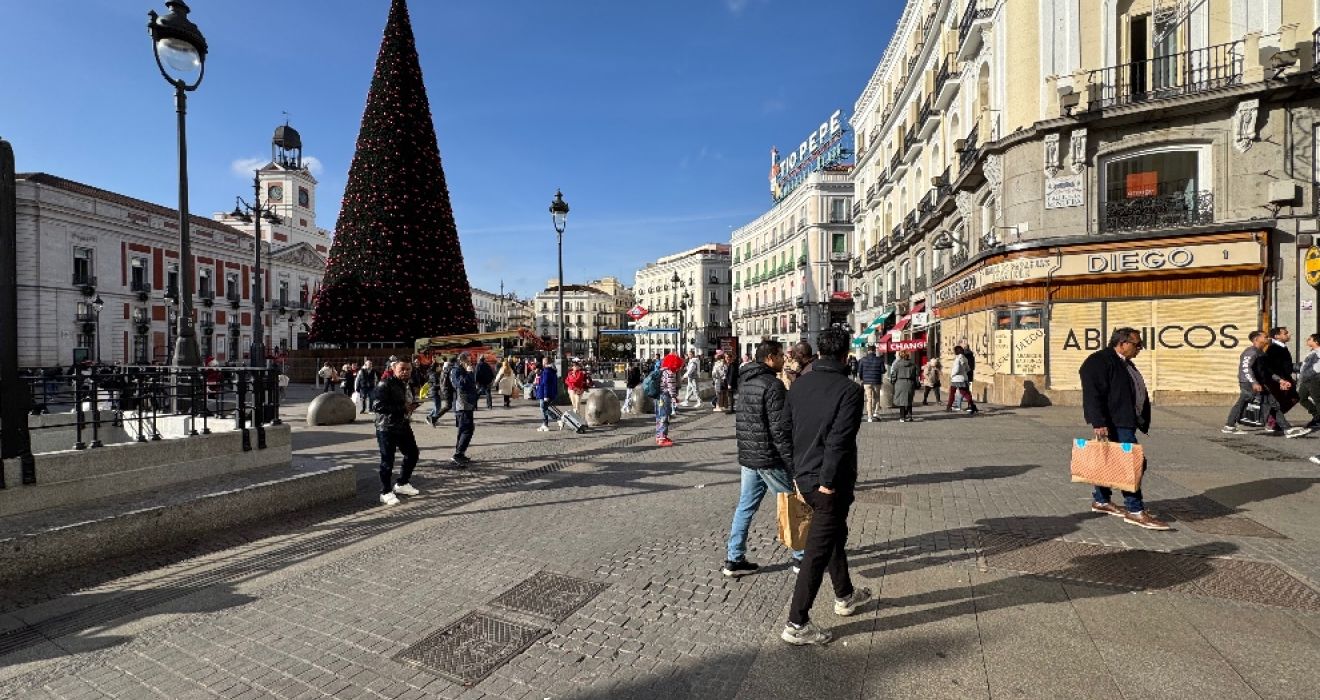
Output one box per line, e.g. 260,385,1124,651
929,230,1267,406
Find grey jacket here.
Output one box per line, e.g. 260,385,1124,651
1301,349,1320,381
888,358,918,408
450,364,478,411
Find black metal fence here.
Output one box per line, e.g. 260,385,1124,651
1100,186,1215,233
1086,41,1243,109
3,366,282,485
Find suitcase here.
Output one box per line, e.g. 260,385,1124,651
544,405,588,433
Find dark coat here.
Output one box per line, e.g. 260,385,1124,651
963,350,976,382
857,353,886,385
888,357,918,407
475,359,495,387
534,366,559,401
734,362,794,471
1079,348,1150,434
625,366,643,389
450,364,479,411
787,358,863,495
354,368,379,393
371,376,415,433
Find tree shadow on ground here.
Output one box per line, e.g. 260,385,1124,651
857,463,1043,490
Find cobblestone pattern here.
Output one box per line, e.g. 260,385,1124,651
4,402,1320,699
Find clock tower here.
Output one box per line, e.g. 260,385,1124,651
252,122,328,253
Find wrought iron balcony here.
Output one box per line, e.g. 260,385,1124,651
958,0,996,56
950,250,969,268
1085,41,1243,110
931,263,947,281
852,201,863,219
74,310,97,323
72,273,97,288
1100,186,1214,233
899,282,912,299
914,274,928,292
934,54,961,109
958,122,981,174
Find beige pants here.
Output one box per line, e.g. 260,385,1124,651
569,391,582,413
864,383,882,417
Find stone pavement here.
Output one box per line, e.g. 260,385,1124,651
1,387,1320,699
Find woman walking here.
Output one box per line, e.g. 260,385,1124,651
920,357,942,405
711,352,729,412
656,352,682,446
495,358,518,408
566,361,590,414
534,356,560,432
889,350,918,422
946,345,979,415
623,362,642,414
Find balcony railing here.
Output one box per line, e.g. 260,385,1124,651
934,53,961,105
950,250,969,268
1086,41,1243,110
931,263,947,281
914,274,928,292
958,122,981,174
1100,184,1214,233
72,273,97,288
959,0,996,47
890,151,902,175
852,201,863,218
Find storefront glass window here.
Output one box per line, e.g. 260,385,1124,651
1104,150,1200,200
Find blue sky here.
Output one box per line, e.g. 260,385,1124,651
0,0,900,298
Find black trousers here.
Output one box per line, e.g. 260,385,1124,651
789,490,856,626
454,410,475,457
377,427,419,494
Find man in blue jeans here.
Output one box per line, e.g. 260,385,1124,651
722,339,804,577
1079,327,1170,531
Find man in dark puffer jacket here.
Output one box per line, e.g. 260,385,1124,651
721,339,804,578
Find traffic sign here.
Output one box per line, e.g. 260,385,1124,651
1307,247,1320,287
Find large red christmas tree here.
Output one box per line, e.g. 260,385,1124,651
310,0,477,345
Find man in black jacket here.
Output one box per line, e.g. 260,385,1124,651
782,328,871,646
474,356,496,410
372,359,422,506
1265,326,1299,419
721,340,803,578
1079,327,1169,530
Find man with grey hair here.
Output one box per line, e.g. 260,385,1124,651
681,349,701,406
371,359,422,506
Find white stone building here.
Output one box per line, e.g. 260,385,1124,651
631,244,732,359
731,169,854,359
13,125,328,367
532,282,614,359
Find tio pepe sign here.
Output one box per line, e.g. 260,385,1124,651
769,109,847,202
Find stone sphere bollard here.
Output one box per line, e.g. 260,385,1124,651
582,388,622,426
307,392,358,426
629,385,655,415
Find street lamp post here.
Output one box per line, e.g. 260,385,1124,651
148,0,207,368
231,174,281,367
549,190,569,378
91,295,104,364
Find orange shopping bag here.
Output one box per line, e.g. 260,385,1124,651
1069,438,1144,493
777,491,813,550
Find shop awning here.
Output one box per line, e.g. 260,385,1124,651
877,338,928,352
891,302,926,333
861,310,893,335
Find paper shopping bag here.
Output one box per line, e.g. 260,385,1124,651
1069,438,1144,493
777,491,813,551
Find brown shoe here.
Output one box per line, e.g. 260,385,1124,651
1124,511,1171,531
1091,502,1126,517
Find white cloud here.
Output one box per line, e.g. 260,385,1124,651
725,0,749,13
230,154,325,177
230,157,266,177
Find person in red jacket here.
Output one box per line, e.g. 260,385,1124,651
565,361,591,413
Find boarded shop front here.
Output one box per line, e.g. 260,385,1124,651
1048,295,1255,393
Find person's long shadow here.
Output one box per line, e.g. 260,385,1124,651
832,538,1240,642
857,463,1043,490
1145,477,1320,519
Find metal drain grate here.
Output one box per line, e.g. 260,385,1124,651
1210,437,1302,463
855,489,903,506
1155,495,1286,539
396,612,547,686
490,571,610,623
978,532,1320,612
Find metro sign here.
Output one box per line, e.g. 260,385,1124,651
627,304,649,320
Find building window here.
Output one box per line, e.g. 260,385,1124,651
199,269,212,297
1101,147,1211,232
73,247,94,285
132,335,148,364
225,273,240,299
832,234,846,256
166,263,179,298
828,198,847,222
130,257,148,292
279,281,289,307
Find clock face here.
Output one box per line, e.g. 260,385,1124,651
298,187,310,207
267,185,284,202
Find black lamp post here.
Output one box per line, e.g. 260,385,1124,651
549,190,569,377
163,285,179,365
91,295,104,364
148,1,207,367
231,174,281,367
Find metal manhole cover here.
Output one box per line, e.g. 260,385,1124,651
395,612,547,686
1210,437,1301,463
977,532,1320,611
490,571,610,623
1154,495,1287,539
855,489,903,506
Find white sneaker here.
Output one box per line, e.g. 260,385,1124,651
393,483,419,496
1309,455,1320,465
536,425,550,432
1286,427,1314,439
781,622,832,646
379,492,400,506
834,587,873,616
1221,425,1247,434
867,416,874,423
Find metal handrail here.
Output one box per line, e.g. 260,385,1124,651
1086,41,1243,109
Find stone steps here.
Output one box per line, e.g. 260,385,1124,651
0,456,355,584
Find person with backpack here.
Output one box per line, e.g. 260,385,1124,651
534,355,560,432
474,356,496,410
426,356,454,428
449,354,478,467
653,352,683,446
